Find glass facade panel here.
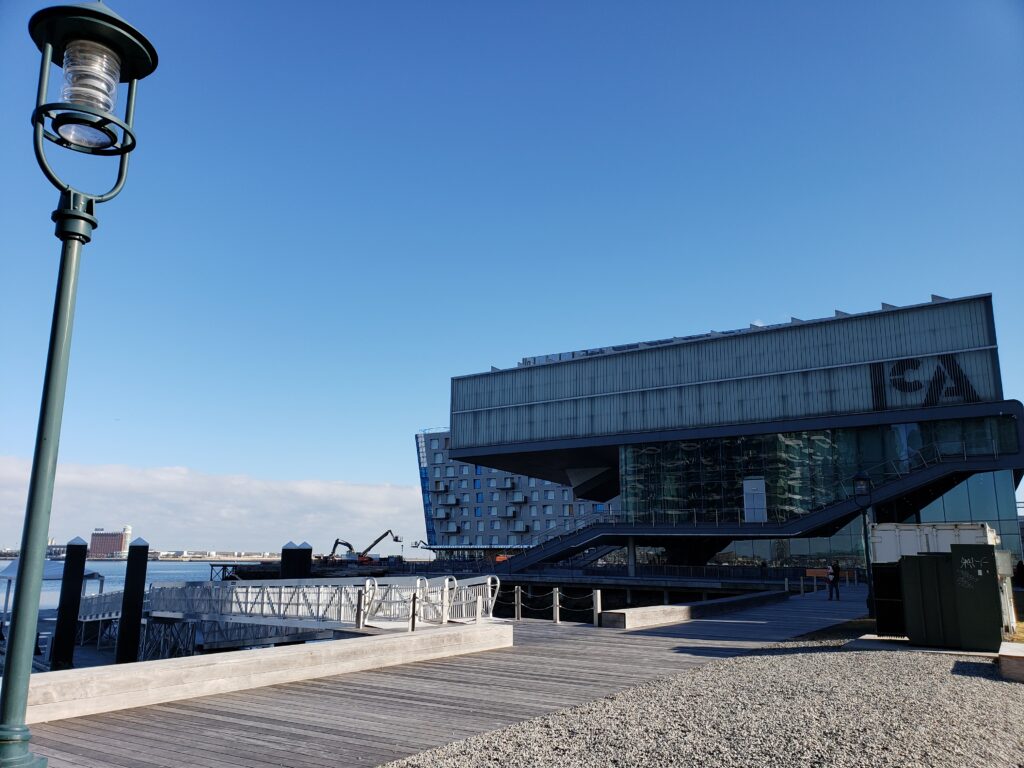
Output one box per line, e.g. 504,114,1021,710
620,415,1017,525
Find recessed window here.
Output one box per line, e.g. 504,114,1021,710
476,493,484,503
433,452,443,464
459,479,468,489
562,490,570,501
429,438,439,450
543,505,553,515
529,478,537,487
473,479,481,489
544,490,555,500
530,505,538,517
490,520,500,530
490,492,499,501
531,491,539,501
562,505,571,515
460,465,470,475
488,507,497,515
474,507,482,517
445,466,455,477
475,466,483,475
433,467,441,478
487,478,497,488
546,519,555,529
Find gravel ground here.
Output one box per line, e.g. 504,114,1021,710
385,641,1024,768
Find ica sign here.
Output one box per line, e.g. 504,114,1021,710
870,354,980,411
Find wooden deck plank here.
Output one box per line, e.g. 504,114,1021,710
29,588,867,767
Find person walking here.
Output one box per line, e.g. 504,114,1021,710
827,561,841,601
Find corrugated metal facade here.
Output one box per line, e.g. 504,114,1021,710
451,296,1002,449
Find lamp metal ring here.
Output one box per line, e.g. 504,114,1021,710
32,102,136,157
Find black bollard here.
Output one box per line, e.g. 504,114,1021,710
51,536,88,670
115,538,149,664
296,542,313,579
280,541,298,579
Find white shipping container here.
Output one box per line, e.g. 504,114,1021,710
869,523,1001,564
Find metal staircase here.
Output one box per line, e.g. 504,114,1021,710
495,440,1018,573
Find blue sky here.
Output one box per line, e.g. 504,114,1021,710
1,1,1022,550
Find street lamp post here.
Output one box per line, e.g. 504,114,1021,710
0,4,156,765
853,471,875,620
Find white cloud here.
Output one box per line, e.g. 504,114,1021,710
0,456,425,556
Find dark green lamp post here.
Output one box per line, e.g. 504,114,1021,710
853,471,875,619
0,4,156,765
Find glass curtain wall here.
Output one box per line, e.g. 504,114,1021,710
620,415,1018,526
718,470,1021,567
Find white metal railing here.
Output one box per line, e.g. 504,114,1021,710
144,575,500,630
78,590,124,621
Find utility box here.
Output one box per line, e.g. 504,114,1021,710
871,523,1000,564
898,544,1012,652
901,553,960,649
951,544,1005,652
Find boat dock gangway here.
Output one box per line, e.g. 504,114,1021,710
74,574,501,658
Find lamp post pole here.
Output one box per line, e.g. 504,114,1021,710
853,471,875,620
0,197,92,768
0,5,157,765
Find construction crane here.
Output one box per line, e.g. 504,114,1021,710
328,539,355,558
327,531,402,564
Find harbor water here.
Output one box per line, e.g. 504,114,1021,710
2,560,223,611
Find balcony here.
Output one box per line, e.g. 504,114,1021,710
432,510,448,520
501,478,516,489
499,507,517,518
438,494,459,506
511,492,527,503
509,521,529,533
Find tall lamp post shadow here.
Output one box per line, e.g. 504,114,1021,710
853,471,875,620
0,3,157,766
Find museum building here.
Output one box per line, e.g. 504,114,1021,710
446,295,1023,570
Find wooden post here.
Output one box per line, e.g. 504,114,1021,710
663,590,670,605
592,589,602,627
800,577,805,595
355,588,364,629
116,538,149,664
552,587,560,624
813,575,818,593
514,585,522,621
475,595,483,623
441,585,449,624
409,593,417,632
784,577,789,593
51,536,87,670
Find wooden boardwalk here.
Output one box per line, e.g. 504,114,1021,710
29,588,867,768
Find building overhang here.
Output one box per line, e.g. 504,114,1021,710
450,399,1024,501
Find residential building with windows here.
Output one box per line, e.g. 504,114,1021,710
88,525,132,559
446,295,1023,571
415,430,619,559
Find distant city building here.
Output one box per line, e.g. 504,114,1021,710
415,430,620,559
88,525,132,559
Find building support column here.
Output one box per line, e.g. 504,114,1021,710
627,537,636,578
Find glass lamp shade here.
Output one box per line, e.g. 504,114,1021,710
58,39,121,148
